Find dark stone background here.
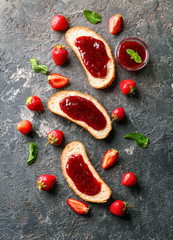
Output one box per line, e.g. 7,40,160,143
0,0,173,239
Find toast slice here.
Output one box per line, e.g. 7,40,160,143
65,27,115,89
61,141,112,202
48,91,112,139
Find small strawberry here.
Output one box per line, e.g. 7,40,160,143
45,130,63,146
102,149,119,169
112,107,125,122
122,172,137,187
67,198,89,215
17,120,32,135
37,174,56,191
110,200,127,216
48,73,69,88
26,95,44,111
109,14,123,35
52,45,68,66
120,79,136,95
51,15,68,31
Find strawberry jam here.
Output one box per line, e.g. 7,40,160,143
66,154,101,195
60,96,106,131
116,38,149,71
75,36,110,78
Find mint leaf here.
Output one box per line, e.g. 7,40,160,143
27,142,38,165
83,10,102,24
135,55,142,63
124,132,149,148
30,58,48,74
126,49,135,56
126,49,142,64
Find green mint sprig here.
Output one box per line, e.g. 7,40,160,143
124,132,149,148
83,10,102,24
27,142,38,165
126,49,142,63
30,58,48,74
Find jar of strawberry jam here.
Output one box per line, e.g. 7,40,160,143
115,37,149,71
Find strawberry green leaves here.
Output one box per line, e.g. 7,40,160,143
30,58,48,74
126,49,142,63
83,10,102,24
27,142,38,165
124,132,149,148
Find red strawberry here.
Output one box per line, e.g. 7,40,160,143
102,149,119,169
51,15,68,31
48,73,69,88
17,120,32,135
26,95,44,111
120,79,136,95
112,107,125,122
122,172,137,187
52,45,68,66
45,130,63,146
110,200,127,216
109,14,123,35
67,198,89,215
37,174,56,191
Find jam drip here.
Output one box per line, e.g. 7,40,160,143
60,96,107,131
118,41,146,68
75,36,110,78
66,154,101,196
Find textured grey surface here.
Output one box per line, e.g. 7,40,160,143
0,0,173,239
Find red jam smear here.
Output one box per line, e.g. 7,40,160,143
118,41,146,68
66,154,101,196
75,36,110,78
60,96,106,131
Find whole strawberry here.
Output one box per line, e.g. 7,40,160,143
45,130,63,146
37,174,56,191
122,172,137,187
112,107,125,122
52,45,68,66
109,14,123,35
17,120,32,135
102,149,119,169
51,15,68,31
67,198,89,215
26,95,44,111
120,79,136,95
110,200,127,216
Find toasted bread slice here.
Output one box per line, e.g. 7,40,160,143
65,26,115,89
48,91,112,139
61,141,112,202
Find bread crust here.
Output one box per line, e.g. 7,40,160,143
48,91,112,139
61,141,112,203
65,26,115,89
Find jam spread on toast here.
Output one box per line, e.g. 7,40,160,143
75,36,110,78
60,96,107,131
66,154,101,195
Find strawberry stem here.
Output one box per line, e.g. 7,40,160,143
45,141,49,147
24,93,28,99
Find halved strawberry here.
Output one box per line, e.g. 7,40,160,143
102,149,119,169
109,14,123,35
48,73,69,88
67,198,89,215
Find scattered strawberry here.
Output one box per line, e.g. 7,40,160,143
102,149,119,169
110,200,127,216
51,15,68,31
112,107,125,122
122,172,137,187
120,79,136,95
52,45,68,66
37,174,56,191
67,198,89,215
45,130,63,146
48,73,69,88
109,14,123,35
17,120,32,135
26,95,44,111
